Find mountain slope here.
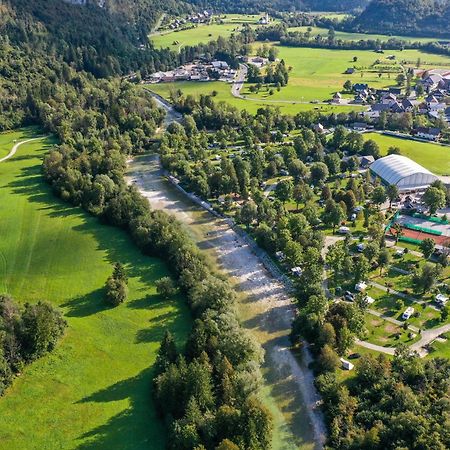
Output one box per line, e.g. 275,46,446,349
352,0,450,37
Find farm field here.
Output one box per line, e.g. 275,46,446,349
287,26,439,43
0,129,191,449
363,132,450,175
147,80,365,115
243,46,450,103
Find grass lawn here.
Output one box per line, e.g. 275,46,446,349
147,81,365,115
362,132,450,175
243,46,450,103
364,315,419,347
286,26,439,44
0,129,191,449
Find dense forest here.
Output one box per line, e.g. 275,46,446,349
0,0,193,76
188,0,369,14
351,0,450,38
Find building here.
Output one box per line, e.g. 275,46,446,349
413,127,441,141
370,154,439,192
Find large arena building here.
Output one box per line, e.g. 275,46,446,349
370,154,439,192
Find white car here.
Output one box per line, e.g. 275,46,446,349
402,307,415,320
436,294,448,306
364,296,375,305
355,281,367,292
357,243,365,252
338,226,350,234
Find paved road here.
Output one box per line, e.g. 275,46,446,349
356,339,396,355
411,323,450,356
0,137,46,163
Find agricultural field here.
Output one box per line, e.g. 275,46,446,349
363,132,450,175
243,46,450,103
286,26,439,43
0,129,191,449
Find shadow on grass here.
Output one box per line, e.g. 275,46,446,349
61,288,109,318
75,368,164,450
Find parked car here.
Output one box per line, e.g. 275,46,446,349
435,294,448,307
357,243,365,252
402,307,415,320
344,291,355,301
338,226,350,234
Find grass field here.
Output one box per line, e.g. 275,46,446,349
244,46,450,103
0,129,191,449
152,23,241,50
363,132,450,175
151,14,263,50
147,81,365,115
286,26,439,43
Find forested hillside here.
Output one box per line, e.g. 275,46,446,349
189,0,369,14
0,0,191,76
352,0,450,37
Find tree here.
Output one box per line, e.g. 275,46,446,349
323,200,345,232
326,241,347,281
293,183,313,209
156,277,177,299
391,223,403,243
420,238,435,259
343,80,353,92
155,330,178,375
317,344,340,373
412,263,438,293
354,255,370,283
441,305,449,322
423,186,446,215
371,186,387,207
289,159,308,181
386,184,399,208
20,302,66,361
378,248,391,275
216,440,240,450
239,201,257,229
332,125,348,149
362,140,380,158
309,162,329,186
275,179,293,204
105,262,128,306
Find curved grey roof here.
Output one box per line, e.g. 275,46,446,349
370,154,438,190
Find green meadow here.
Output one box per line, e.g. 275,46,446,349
0,129,191,449
244,46,450,103
363,132,450,175
147,80,365,115
151,14,263,50
151,23,240,50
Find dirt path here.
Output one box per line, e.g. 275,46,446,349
0,137,46,163
127,155,326,449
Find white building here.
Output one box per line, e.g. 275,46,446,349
370,154,439,192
